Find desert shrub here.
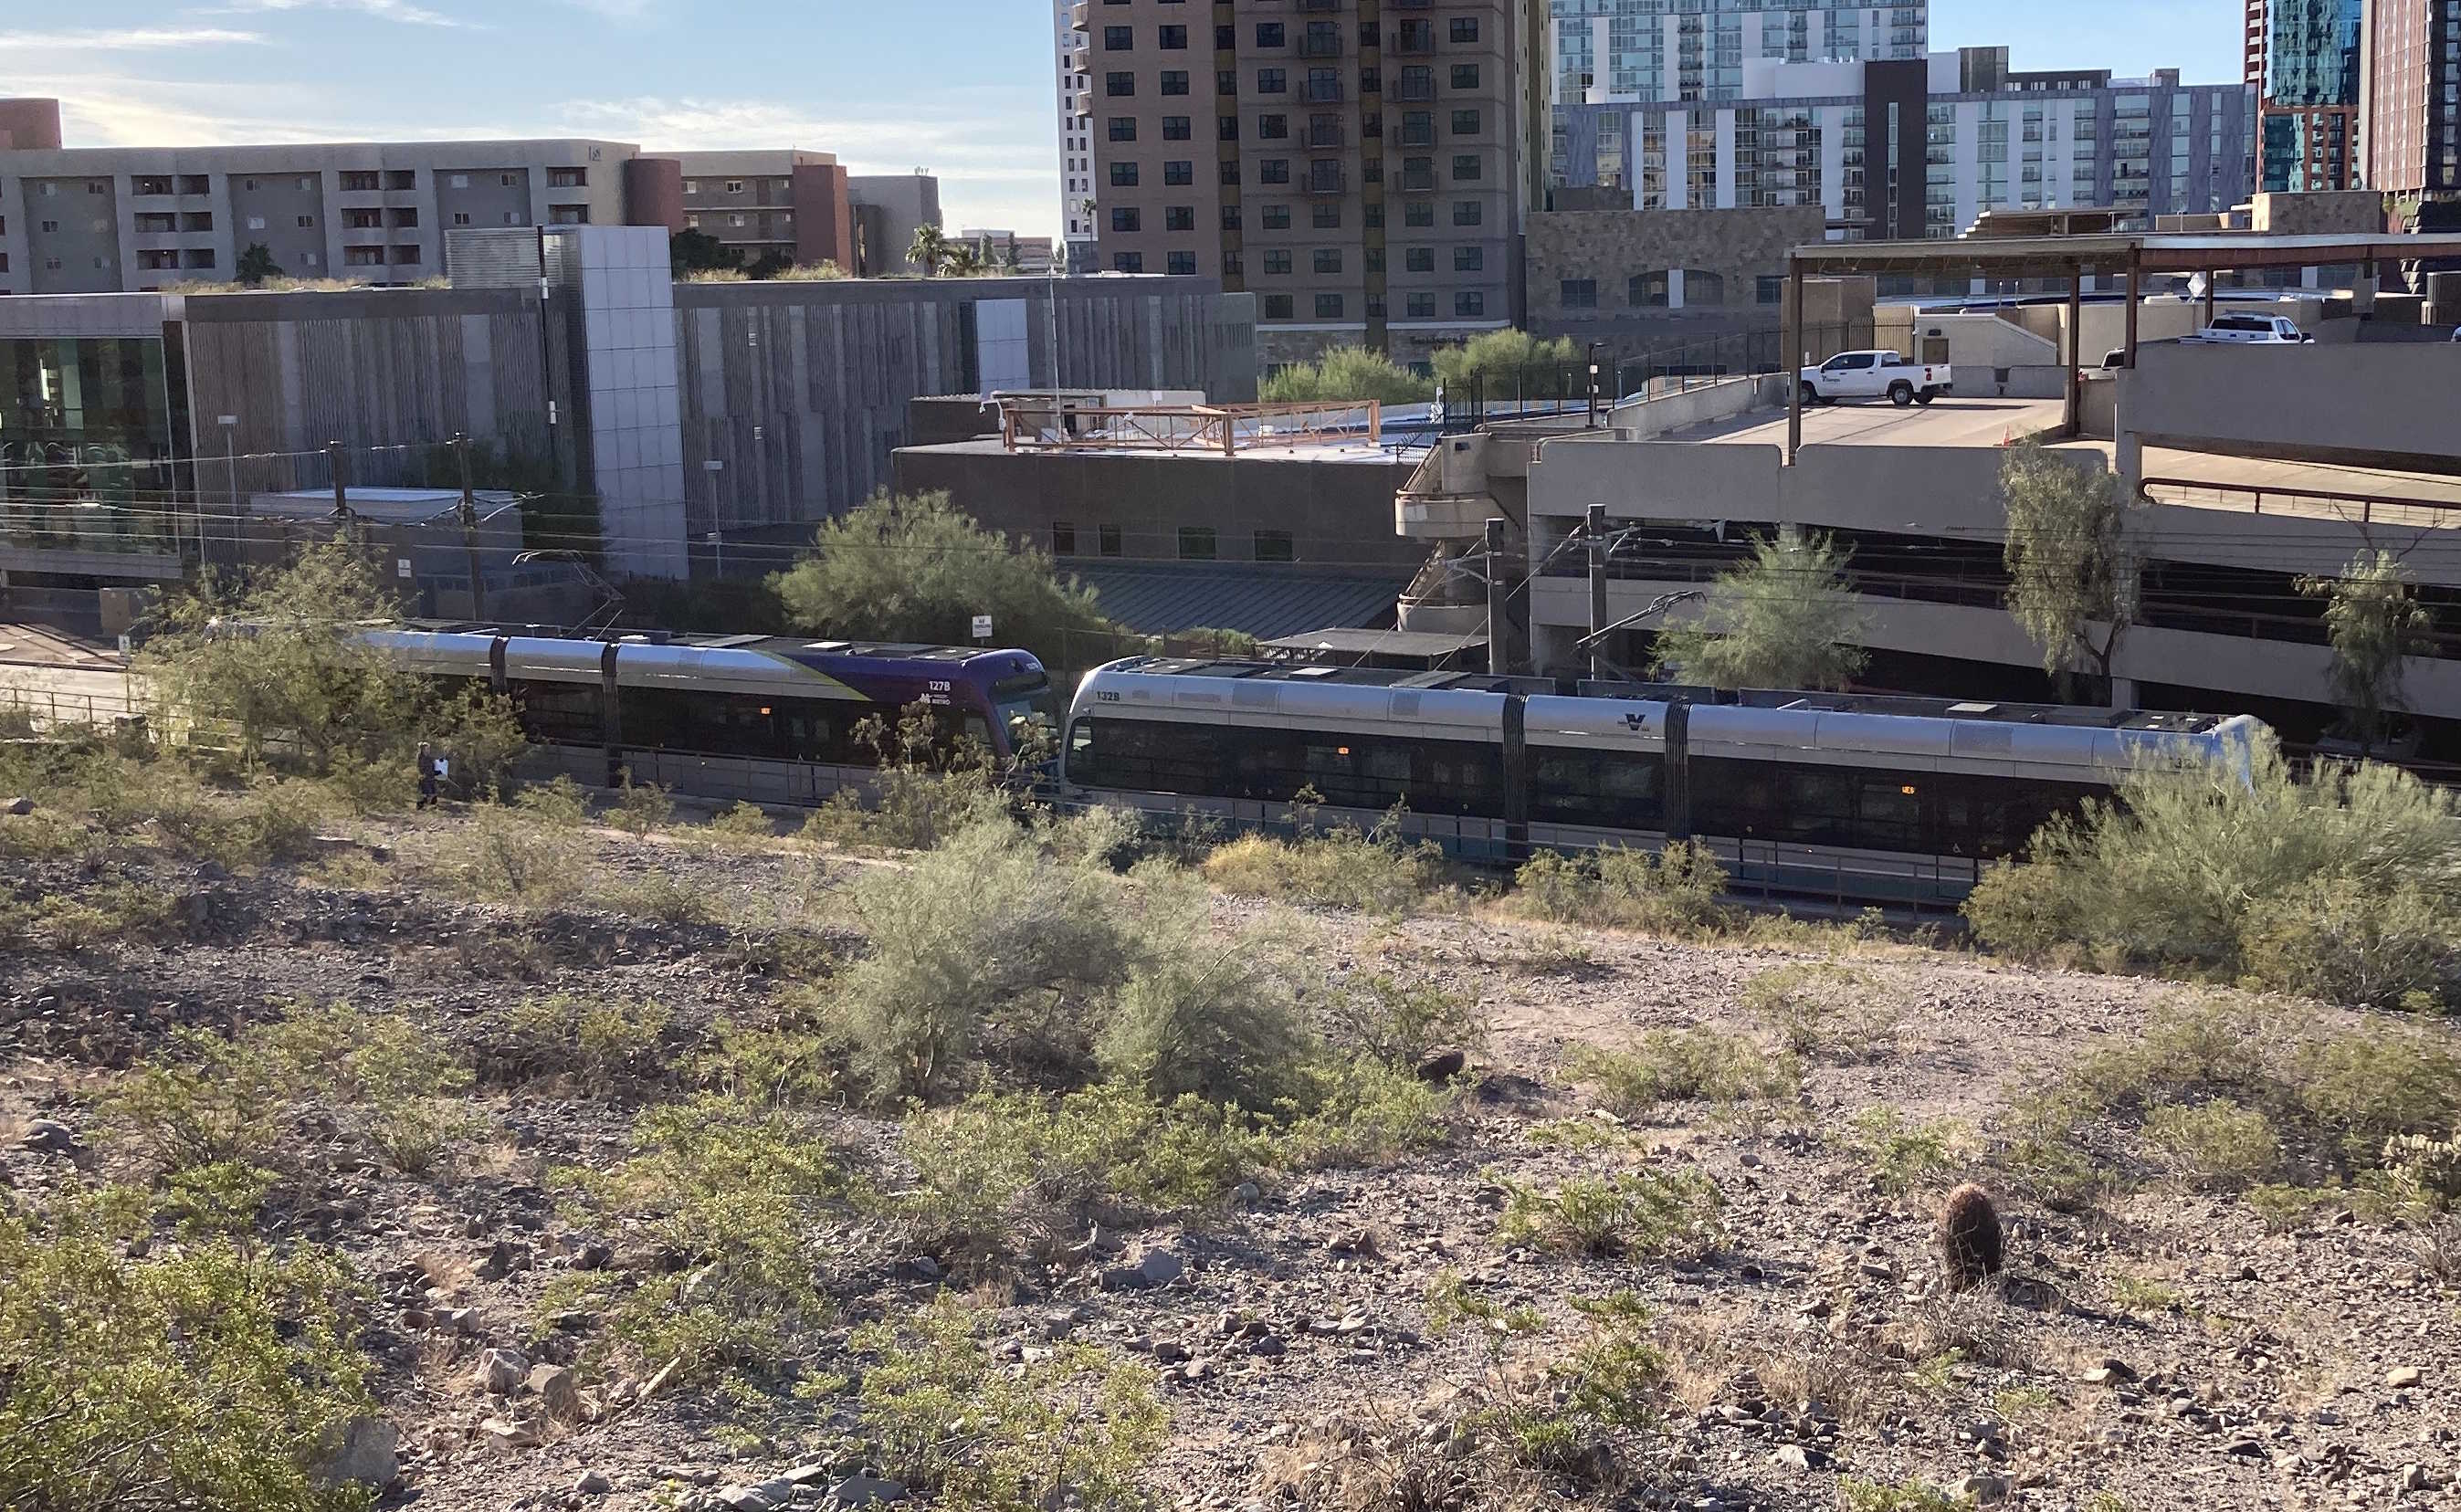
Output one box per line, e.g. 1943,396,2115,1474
694,1013,839,1108
1096,941,1316,1109
830,821,1138,1100
1422,1276,1667,1488
495,993,678,1096
592,869,720,923
553,1095,842,1381
1846,1108,1963,1192
2382,1129,2461,1208
894,1086,1270,1263
438,800,587,905
1200,824,1460,914
1494,1169,1723,1258
283,1004,476,1174
1276,1057,1459,1168
1323,972,1487,1070
1513,843,1732,936
706,800,779,844
108,1024,295,1173
1964,741,2461,1009
18,882,188,951
852,1297,1167,1512
2142,1098,2281,1189
1840,1479,1962,1512
1569,1028,1801,1119
0,1190,375,1512
1041,802,1146,871
1742,962,1898,1061
608,780,673,835
1258,346,1434,404
803,765,1014,853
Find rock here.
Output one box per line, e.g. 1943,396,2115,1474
480,1413,542,1452
528,1362,582,1420
1772,1444,1828,1471
475,1346,530,1394
575,1469,615,1496
2400,1465,2430,1493
16,1118,81,1157
894,1255,943,1283
1099,1245,1185,1292
822,1472,908,1507
312,1416,400,1489
477,1239,529,1282
1247,1333,1287,1359
573,1239,615,1271
1944,1475,2010,1505
1415,1045,1467,1083
3,796,32,816
640,1357,681,1399
1151,1339,1190,1364
2387,1365,2424,1389
1231,1181,1262,1206
717,1479,800,1511
437,1307,483,1335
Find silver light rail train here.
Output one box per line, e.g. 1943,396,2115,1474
1060,656,2266,905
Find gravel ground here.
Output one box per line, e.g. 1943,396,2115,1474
4,805,2457,1512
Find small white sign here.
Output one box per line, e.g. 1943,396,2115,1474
971,614,994,640
117,634,132,656
396,558,414,580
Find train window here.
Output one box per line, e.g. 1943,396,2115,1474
510,680,602,744
1530,749,1662,830
1853,777,1924,852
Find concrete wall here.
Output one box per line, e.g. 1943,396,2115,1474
2119,338,2461,470
672,276,1258,543
1525,206,1825,337
892,445,1421,569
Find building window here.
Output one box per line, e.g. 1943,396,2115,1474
1168,250,1197,275
1404,199,1434,226
1454,247,1482,271
1262,205,1291,229
1456,291,1485,317
1449,63,1480,89
1099,523,1123,557
1363,204,1383,229
1364,247,1383,272
1219,160,1241,184
1263,249,1293,274
1406,292,1436,318
1111,205,1141,231
1110,163,1139,186
1165,203,1194,228
1315,292,1344,319
1053,521,1078,555
1264,293,1294,319
1257,68,1287,94
548,168,586,188
1404,247,1433,272
1114,252,1145,272
1219,114,1240,141
1110,116,1137,142
1159,24,1186,48
1104,25,1132,48
1757,274,1786,304
341,172,380,192
1162,116,1192,141
1255,530,1295,562
1451,153,1482,181
1220,204,1242,230
725,179,745,193
1561,278,1598,309
1313,248,1342,274
1450,16,1480,42
1453,201,1482,226
1258,113,1288,140
1164,162,1194,187
1688,271,1727,304
1218,69,1237,96
1259,159,1289,184
1106,70,1135,96
681,179,697,194
1629,272,1668,308
453,211,472,226
1179,526,1217,561
1255,22,1284,47
1162,71,1190,96
1451,109,1481,135
1311,203,1341,228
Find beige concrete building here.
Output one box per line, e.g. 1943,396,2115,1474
665,151,855,271
1524,205,1827,343
0,139,643,295
1077,0,1551,365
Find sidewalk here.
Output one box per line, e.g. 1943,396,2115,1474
0,622,126,669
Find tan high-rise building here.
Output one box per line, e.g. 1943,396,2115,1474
2360,0,2461,196
1079,0,1549,365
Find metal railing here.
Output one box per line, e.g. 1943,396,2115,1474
1000,397,1384,455
2140,476,2461,529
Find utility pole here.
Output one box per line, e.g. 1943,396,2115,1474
454,433,488,621
1586,503,1609,682
1484,517,1510,677
1586,341,1605,426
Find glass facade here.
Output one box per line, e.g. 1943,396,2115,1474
0,334,187,556
2256,0,2362,190
1553,0,1926,103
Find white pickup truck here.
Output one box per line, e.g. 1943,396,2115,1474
2191,312,2314,344
1798,350,1953,407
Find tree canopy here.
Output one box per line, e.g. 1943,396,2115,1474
1258,348,1435,404
2301,550,2429,750
2000,442,2140,704
1431,330,1583,398
768,491,1117,669
1648,530,1869,691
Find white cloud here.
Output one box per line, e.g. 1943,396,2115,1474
216,0,474,28
0,27,267,48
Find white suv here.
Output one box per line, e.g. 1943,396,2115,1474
2194,312,2314,344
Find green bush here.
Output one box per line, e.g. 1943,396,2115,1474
1742,962,1898,1061
1965,741,2461,1009
1096,942,1316,1109
803,765,1013,853
1276,1057,1458,1169
1494,1169,1723,1257
1513,843,1732,936
1199,824,1460,914
0,1192,377,1512
1846,1107,1963,1192
436,801,587,906
608,780,673,835
852,1298,1167,1511
1569,1028,1801,1119
1258,347,1434,404
496,993,678,1097
1422,1276,1667,1487
1322,972,1487,1071
2142,1098,2281,1189
108,1024,296,1173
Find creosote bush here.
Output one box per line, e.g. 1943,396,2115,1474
1200,809,1462,914
1494,1168,1724,1257
1568,1027,1802,1121
1514,843,1731,937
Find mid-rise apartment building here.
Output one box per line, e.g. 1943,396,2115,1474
1552,49,2256,236
669,151,855,270
1057,0,1101,267
0,139,643,295
2361,0,2461,197
1551,0,1929,105
2247,0,2364,190
0,99,61,152
1082,0,1549,365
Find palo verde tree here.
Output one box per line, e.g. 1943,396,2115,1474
2300,549,2430,751
2000,441,2142,705
1649,530,1870,691
768,490,1118,669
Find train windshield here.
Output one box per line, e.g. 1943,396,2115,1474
992,672,1059,758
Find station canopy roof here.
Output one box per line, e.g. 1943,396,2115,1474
1788,230,2461,280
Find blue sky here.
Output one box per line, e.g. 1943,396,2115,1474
5,1,2242,239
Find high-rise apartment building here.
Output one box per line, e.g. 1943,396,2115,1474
1083,0,1550,365
2247,0,2364,190
1554,49,2256,236
1551,0,1929,105
1057,0,1100,268
2361,0,2461,196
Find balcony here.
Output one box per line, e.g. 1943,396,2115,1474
1395,76,1436,101
1399,168,1436,192
1394,26,1434,55
1304,77,1345,102
1299,34,1344,58
1305,164,1348,194
1069,1,1088,26
1299,0,1341,10
1309,121,1346,148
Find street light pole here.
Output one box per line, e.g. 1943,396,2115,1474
217,415,239,567
1586,341,1604,426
